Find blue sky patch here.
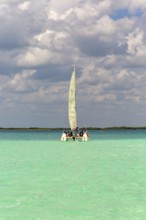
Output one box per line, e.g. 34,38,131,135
110,8,143,20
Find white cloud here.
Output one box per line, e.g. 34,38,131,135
18,1,31,11
0,0,20,3
110,0,146,12
34,29,71,51
10,70,37,92
74,1,110,21
48,8,73,21
79,15,115,38
128,0,146,12
17,47,51,67
127,28,144,55
50,0,79,13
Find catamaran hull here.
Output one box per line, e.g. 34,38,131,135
61,135,88,142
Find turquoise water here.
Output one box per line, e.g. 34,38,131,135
0,130,146,220
0,129,146,140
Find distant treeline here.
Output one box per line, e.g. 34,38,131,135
0,127,50,130
0,126,146,130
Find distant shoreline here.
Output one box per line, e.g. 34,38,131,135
0,126,146,130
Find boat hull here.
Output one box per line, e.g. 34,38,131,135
61,135,88,142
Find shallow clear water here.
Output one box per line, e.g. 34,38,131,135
0,130,146,220
0,129,146,140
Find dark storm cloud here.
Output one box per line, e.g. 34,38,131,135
33,65,82,83
0,3,28,49
0,1,50,50
76,36,126,57
0,18,28,49
34,65,70,81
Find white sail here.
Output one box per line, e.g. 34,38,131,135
68,68,77,130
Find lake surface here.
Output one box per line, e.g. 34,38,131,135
0,130,146,220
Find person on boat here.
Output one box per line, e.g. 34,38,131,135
66,131,69,137
61,131,67,141
72,136,76,141
80,130,84,137
74,127,79,136
70,131,73,137
76,132,79,137
86,130,88,137
82,130,88,141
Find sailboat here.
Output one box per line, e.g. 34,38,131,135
61,67,88,141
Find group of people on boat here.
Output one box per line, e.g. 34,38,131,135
61,127,88,141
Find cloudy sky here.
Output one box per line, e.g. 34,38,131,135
0,0,146,128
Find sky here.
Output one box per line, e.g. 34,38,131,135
0,0,146,128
